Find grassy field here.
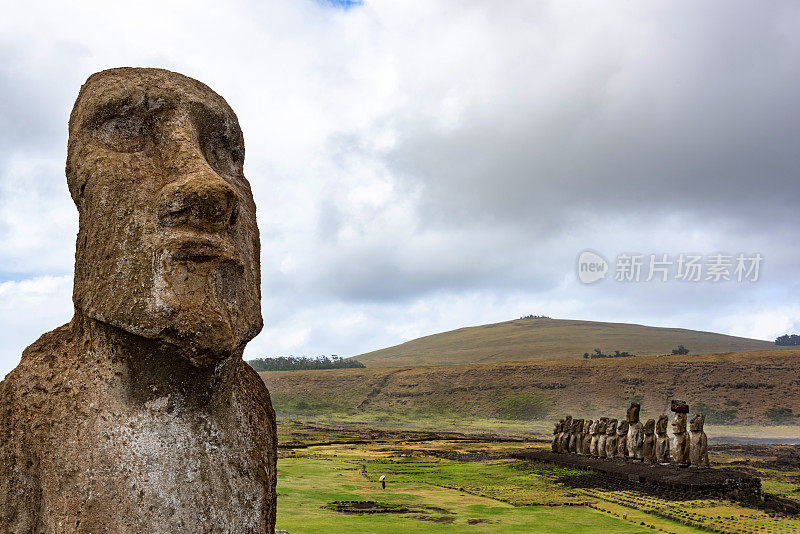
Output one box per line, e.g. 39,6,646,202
350,317,782,367
262,349,800,426
274,421,800,534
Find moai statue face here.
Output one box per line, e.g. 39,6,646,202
656,415,669,436
627,402,641,424
584,420,593,435
66,68,263,366
643,418,655,435
576,419,584,433
606,418,617,435
617,421,628,436
555,420,563,434
690,413,706,432
672,413,687,434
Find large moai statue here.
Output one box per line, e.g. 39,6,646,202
589,419,602,457
604,418,618,458
616,421,629,458
597,418,609,458
655,415,670,464
689,413,710,468
582,419,593,455
571,419,584,454
560,416,573,453
0,68,277,533
642,419,657,463
626,401,644,460
552,420,562,452
672,413,691,466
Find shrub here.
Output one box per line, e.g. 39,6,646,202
765,406,794,423
672,345,690,355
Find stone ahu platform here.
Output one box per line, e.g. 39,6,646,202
511,449,762,505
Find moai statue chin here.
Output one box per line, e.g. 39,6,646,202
689,413,710,468
626,401,644,461
597,418,609,458
655,415,671,464
0,68,277,533
552,420,562,453
604,418,618,458
642,419,657,463
616,421,629,458
672,413,690,466
572,419,584,454
582,419,593,455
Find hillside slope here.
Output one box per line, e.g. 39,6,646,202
261,349,800,426
350,317,779,367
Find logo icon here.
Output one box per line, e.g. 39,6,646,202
577,250,608,284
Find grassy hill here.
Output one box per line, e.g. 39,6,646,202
350,317,780,367
261,348,800,427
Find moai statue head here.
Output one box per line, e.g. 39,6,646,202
626,401,641,424
617,420,629,436
554,420,562,434
656,415,669,436
597,418,607,434
643,418,655,435
66,68,263,366
690,413,706,432
606,418,617,435
584,420,593,435
576,419,584,433
564,415,573,429
672,412,687,434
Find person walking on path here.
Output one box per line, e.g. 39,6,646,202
379,475,386,490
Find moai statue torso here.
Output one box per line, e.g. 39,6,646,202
616,421,629,458
597,418,609,458
605,418,618,458
590,419,603,457
689,413,710,467
642,419,656,463
626,402,644,460
0,68,277,533
655,415,670,464
582,420,593,455
552,420,562,452
672,413,690,466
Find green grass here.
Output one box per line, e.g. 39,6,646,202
276,455,657,533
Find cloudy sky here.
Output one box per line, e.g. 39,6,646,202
1,0,799,377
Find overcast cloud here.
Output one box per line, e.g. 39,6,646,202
1,0,799,378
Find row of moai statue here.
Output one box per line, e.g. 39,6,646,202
551,401,709,467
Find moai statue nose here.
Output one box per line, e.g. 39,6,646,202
158,169,239,233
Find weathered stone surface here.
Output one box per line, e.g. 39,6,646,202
642,418,657,463
597,418,608,458
616,420,629,458
626,401,644,460
672,412,690,466
573,419,584,454
582,419,593,455
604,418,618,458
689,413,710,467
0,68,277,533
655,415,670,464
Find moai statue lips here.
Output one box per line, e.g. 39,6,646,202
0,68,277,533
